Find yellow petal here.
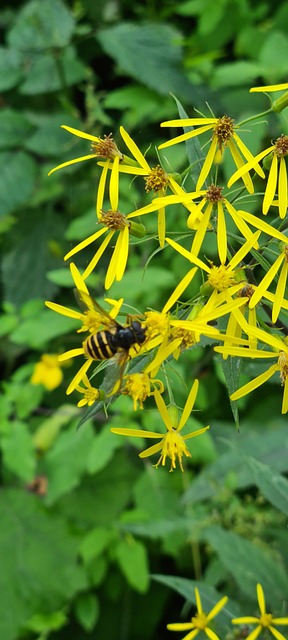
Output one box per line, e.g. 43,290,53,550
278,156,288,218
120,125,151,171
158,124,215,150
48,154,96,176
162,267,198,314
263,153,278,214
178,379,199,431
82,230,114,280
196,137,217,190
230,364,279,400
272,261,288,323
109,155,120,210
64,227,107,261
249,252,285,308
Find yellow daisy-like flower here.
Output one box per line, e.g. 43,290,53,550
159,114,265,192
63,185,146,289
45,263,123,333
74,373,104,407
48,125,127,216
122,372,164,410
214,326,288,414
232,583,288,640
167,586,228,640
228,134,288,218
156,186,288,264
111,379,209,472
30,354,63,391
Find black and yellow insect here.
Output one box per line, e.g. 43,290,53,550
76,289,146,382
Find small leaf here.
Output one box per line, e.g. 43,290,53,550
0,151,36,217
0,109,33,148
1,421,36,482
79,527,112,564
87,428,122,474
115,537,150,593
74,593,99,632
19,47,87,95
0,47,23,91
248,457,288,516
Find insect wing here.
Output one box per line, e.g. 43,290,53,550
74,289,120,330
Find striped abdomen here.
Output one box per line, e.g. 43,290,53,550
84,330,118,360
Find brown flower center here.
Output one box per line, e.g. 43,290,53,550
213,115,235,150
144,165,169,192
205,184,224,202
274,134,288,157
100,209,129,230
91,134,124,159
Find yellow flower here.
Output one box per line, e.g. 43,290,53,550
45,263,123,333
30,354,63,391
228,134,288,218
63,188,146,289
74,373,104,407
167,586,228,640
111,379,209,471
232,583,288,640
156,186,287,264
122,372,164,410
214,327,288,414
159,114,265,192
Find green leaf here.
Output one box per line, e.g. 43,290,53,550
19,46,87,95
183,420,288,503
0,47,23,91
259,31,288,80
8,0,75,51
44,423,95,505
74,593,99,632
24,610,67,634
2,210,64,307
248,457,288,516
0,489,86,640
87,428,122,474
46,268,76,287
1,421,36,482
212,61,263,88
24,113,80,157
97,23,195,99
79,527,113,564
10,310,80,349
204,525,288,607
218,355,240,428
33,404,80,451
0,151,36,217
109,266,176,306
115,537,150,593
0,109,33,148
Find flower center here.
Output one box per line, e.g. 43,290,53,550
83,386,100,405
155,430,191,472
100,209,129,230
205,183,224,202
213,115,235,150
274,134,288,158
144,165,169,192
207,264,236,291
78,309,105,334
170,326,196,350
259,613,274,627
123,373,164,410
191,612,209,630
91,133,123,159
236,283,254,300
144,311,169,338
278,351,288,384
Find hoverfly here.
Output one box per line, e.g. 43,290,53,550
75,289,146,389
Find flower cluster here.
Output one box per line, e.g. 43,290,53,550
46,81,288,470
167,583,288,640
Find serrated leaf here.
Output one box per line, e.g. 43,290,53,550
204,525,288,608
8,0,75,51
0,489,86,640
19,46,86,95
115,537,150,593
0,151,36,217
97,23,195,99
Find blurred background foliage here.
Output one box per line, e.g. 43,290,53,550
0,0,288,639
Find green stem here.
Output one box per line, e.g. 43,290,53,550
237,107,273,127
